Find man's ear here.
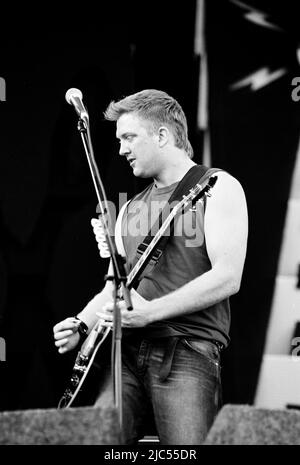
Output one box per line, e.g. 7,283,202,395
158,126,169,147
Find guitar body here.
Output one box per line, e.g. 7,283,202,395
58,327,112,408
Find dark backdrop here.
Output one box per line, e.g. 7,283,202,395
0,1,299,411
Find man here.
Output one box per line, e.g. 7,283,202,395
53,89,248,444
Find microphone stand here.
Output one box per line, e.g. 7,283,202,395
76,116,132,433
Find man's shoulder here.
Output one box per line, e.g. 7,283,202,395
205,170,247,212
211,170,244,190
198,166,243,192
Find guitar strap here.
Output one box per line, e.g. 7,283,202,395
134,165,222,266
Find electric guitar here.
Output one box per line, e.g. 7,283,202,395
58,175,218,408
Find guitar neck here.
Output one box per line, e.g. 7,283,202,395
126,189,200,288
126,175,217,288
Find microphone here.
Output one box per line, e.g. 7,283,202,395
65,88,89,121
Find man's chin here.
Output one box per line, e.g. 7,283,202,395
132,166,151,178
133,170,149,179
132,167,142,177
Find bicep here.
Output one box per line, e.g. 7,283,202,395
204,172,248,279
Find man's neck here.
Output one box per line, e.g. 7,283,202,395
153,158,197,188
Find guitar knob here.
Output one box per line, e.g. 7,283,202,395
70,374,80,386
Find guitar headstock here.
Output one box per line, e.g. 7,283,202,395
207,175,218,188
185,175,218,205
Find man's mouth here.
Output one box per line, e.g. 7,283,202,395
128,158,135,167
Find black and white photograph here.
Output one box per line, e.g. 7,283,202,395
0,0,300,453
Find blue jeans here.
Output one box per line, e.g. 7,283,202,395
95,336,222,445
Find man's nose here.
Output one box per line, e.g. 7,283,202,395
119,140,130,156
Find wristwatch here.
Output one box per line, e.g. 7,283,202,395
73,316,88,344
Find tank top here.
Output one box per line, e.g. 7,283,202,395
121,172,231,347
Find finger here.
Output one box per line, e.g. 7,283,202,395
95,312,114,328
55,338,70,347
99,321,113,328
96,311,113,322
58,346,68,354
54,329,74,340
117,300,127,311
121,318,131,328
95,313,106,323
53,318,79,333
102,302,114,312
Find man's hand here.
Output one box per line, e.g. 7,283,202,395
97,289,153,328
53,317,81,354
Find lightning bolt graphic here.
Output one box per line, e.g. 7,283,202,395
230,67,287,91
230,0,283,31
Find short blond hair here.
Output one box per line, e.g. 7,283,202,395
104,89,194,158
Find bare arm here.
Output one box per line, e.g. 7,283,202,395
53,262,114,353
76,274,113,331
147,171,248,321
53,200,129,353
